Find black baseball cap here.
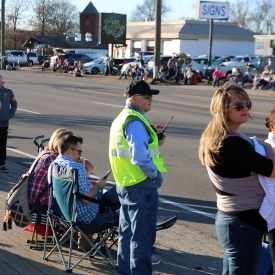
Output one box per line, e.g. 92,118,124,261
124,80,160,98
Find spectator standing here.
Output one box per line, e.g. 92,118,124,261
186,67,193,85
212,67,223,87
167,55,176,79
174,58,183,83
199,84,275,275
109,80,168,273
108,56,115,75
26,51,30,67
0,75,17,173
104,54,110,76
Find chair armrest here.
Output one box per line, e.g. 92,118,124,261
75,192,120,214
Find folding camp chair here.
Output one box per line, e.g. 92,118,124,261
43,164,118,272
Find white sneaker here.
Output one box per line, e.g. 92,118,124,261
151,254,161,265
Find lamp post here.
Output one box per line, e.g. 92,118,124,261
1,0,5,69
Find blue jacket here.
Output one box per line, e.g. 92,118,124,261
0,86,17,127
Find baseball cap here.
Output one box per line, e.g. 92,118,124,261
124,80,159,98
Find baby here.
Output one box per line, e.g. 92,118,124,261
78,157,94,189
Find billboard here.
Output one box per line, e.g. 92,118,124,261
196,1,229,20
98,13,127,44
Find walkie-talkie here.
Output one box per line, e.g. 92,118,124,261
157,116,174,140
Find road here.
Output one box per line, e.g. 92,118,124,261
3,69,275,238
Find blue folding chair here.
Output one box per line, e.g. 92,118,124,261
43,164,118,272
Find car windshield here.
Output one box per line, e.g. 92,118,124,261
92,57,104,64
231,57,243,62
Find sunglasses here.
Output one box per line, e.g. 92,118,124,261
135,94,152,99
229,101,251,111
70,148,82,154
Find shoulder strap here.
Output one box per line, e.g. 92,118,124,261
27,150,51,175
28,151,52,212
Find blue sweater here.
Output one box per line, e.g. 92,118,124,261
0,86,17,127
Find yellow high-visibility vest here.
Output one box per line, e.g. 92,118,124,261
109,109,167,187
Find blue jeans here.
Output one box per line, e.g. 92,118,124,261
270,82,275,91
268,229,275,274
89,186,119,226
116,178,160,275
215,211,264,275
213,78,220,86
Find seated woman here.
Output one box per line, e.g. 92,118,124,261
28,128,74,213
229,68,243,84
258,69,273,90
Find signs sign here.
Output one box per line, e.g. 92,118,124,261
196,1,229,20
98,13,127,44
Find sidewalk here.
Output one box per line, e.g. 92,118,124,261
0,160,223,275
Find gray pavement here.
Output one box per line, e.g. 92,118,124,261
0,159,223,275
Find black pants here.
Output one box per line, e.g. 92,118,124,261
0,127,8,166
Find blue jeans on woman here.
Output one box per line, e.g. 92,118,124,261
215,211,264,275
116,174,162,275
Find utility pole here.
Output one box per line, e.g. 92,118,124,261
154,0,161,78
1,0,5,69
207,19,213,67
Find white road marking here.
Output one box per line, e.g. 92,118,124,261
93,102,122,108
18,108,41,114
7,147,36,159
7,147,216,220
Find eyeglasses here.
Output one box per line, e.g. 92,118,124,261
135,94,152,100
70,148,82,154
229,101,251,111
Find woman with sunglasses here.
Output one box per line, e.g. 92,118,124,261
199,83,275,275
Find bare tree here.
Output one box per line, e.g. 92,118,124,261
48,1,79,35
229,0,252,30
229,0,275,34
29,0,79,36
129,0,171,22
6,0,30,49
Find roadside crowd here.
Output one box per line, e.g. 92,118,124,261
2,67,275,274
0,76,177,274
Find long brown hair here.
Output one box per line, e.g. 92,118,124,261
198,84,251,166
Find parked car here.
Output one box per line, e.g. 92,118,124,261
120,55,154,72
50,53,93,67
222,55,256,68
27,52,39,66
83,57,105,74
247,56,275,75
113,58,136,72
147,55,173,70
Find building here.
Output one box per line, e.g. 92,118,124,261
22,1,255,59
254,35,275,56
121,20,255,58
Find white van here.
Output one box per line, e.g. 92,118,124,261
63,49,107,59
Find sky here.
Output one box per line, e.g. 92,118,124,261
75,0,198,21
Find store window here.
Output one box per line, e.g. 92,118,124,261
147,40,155,51
132,40,141,55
